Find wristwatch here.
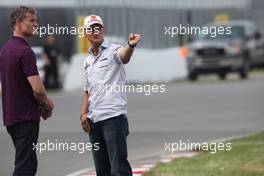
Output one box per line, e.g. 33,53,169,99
128,41,136,48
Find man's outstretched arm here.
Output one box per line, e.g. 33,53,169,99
119,33,141,64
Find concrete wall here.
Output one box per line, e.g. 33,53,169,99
63,47,187,91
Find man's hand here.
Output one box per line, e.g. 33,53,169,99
119,33,141,64
128,33,141,47
41,108,52,120
80,113,90,133
41,97,54,120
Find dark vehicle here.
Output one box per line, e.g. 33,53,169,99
186,20,264,81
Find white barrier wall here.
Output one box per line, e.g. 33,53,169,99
63,48,187,91
63,54,87,91
125,48,187,82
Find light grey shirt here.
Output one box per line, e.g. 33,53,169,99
83,40,127,123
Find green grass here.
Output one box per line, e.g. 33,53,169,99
144,132,264,176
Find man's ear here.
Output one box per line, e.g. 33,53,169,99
15,18,21,30
101,27,105,33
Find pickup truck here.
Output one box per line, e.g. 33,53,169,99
186,20,264,80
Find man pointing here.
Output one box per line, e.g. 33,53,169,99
80,15,141,176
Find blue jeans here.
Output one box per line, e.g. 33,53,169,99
6,121,39,176
88,114,132,176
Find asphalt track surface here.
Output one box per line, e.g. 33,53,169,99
1,74,264,176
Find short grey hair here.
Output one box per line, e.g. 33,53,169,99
10,6,36,30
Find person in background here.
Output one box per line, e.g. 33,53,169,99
42,35,60,89
0,6,54,176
